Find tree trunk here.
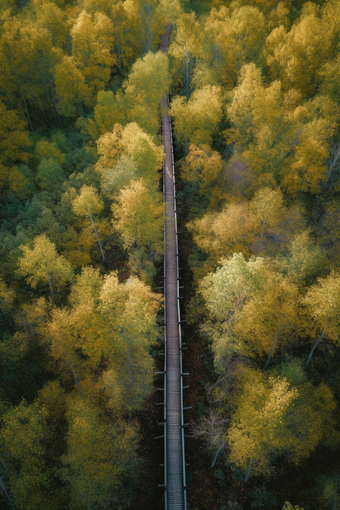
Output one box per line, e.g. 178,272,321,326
306,322,327,367
68,361,83,396
264,332,278,370
211,441,226,468
321,144,340,195
86,207,105,261
0,478,16,510
208,374,228,394
245,459,252,483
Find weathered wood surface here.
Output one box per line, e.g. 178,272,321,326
160,25,186,510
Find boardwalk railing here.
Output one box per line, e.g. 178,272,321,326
160,94,188,510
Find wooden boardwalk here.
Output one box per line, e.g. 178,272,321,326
160,26,187,510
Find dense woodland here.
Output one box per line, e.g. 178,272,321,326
1,0,340,508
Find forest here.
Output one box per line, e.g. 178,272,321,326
1,0,340,508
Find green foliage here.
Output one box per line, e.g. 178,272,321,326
60,397,139,509
36,158,65,191
3,1,340,508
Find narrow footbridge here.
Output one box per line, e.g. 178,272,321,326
158,25,188,510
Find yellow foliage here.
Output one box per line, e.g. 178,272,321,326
205,5,266,87
234,273,299,359
94,90,125,135
188,202,254,261
170,85,222,146
72,185,104,217
17,235,74,291
61,396,139,508
55,55,92,117
112,179,164,254
71,10,115,90
264,5,333,97
181,144,223,205
189,186,295,260
0,277,15,309
96,122,164,190
35,139,64,164
0,101,31,192
303,271,340,343
228,367,298,476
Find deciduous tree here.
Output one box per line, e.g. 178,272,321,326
112,179,163,282
0,101,31,193
72,185,105,261
303,272,340,366
17,235,74,301
199,253,267,366
170,85,222,147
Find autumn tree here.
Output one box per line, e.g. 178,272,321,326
112,180,164,282
278,230,326,284
0,101,32,194
85,51,170,138
0,10,62,127
250,187,286,254
181,144,224,206
280,95,339,195
170,84,222,148
17,235,74,301
48,307,88,395
264,3,333,97
188,201,255,265
226,63,339,195
83,0,141,72
96,122,164,195
72,185,105,261
54,56,92,118
199,251,300,369
228,366,337,481
225,63,296,184
169,11,204,99
228,368,298,481
31,0,70,49
88,90,125,138
99,273,162,411
235,273,299,369
60,396,139,509
199,253,267,367
55,10,115,117
303,272,340,366
124,50,171,135
204,5,266,88
0,382,68,510
189,187,303,266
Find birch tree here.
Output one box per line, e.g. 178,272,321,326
72,185,106,262
17,235,74,302
303,272,340,366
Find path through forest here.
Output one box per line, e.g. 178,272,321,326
160,25,187,510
